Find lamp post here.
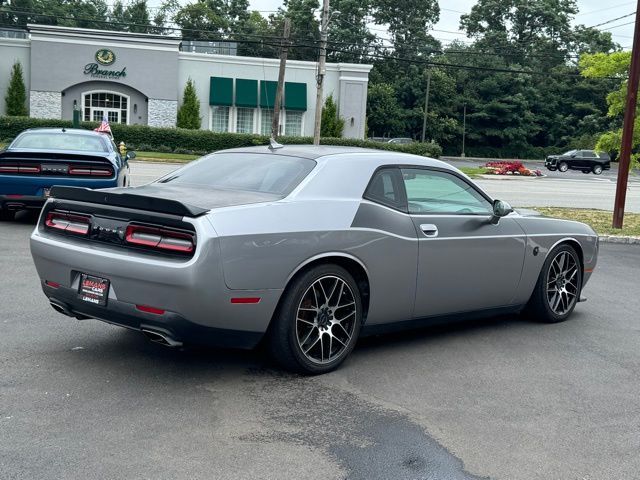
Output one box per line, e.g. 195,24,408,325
461,102,467,158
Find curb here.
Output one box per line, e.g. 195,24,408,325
599,235,640,245
477,174,545,180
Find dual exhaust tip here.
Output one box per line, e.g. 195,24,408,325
49,300,182,348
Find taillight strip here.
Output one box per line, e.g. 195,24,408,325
45,211,91,236
125,224,194,254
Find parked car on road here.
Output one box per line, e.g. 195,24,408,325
31,145,598,374
545,149,610,174
0,128,132,220
387,137,414,145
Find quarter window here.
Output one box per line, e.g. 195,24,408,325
364,168,406,210
401,168,492,215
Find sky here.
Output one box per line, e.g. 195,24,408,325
246,0,637,50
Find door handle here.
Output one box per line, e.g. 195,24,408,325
420,224,439,238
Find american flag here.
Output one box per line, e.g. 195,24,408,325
94,114,112,137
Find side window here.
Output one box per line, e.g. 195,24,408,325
584,150,596,158
401,168,493,215
364,167,406,211
573,151,583,158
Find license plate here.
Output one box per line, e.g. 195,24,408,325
43,188,50,198
78,274,110,306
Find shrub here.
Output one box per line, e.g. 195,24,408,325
5,62,28,116
0,116,442,158
176,78,201,130
320,94,344,138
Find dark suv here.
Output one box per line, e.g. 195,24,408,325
545,149,611,175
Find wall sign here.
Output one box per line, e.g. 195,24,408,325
95,48,116,66
84,49,126,79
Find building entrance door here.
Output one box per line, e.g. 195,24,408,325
83,91,129,124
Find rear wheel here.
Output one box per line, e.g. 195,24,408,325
268,264,362,374
558,162,569,172
527,244,582,323
592,165,603,175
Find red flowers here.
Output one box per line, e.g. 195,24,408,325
485,161,543,176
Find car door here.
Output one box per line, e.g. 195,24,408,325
582,150,597,169
401,167,527,318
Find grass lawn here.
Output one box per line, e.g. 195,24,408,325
134,151,200,162
531,207,640,237
459,166,490,177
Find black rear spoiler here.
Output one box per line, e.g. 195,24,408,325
49,186,209,218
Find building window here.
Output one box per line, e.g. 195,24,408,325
261,109,274,136
236,107,254,134
211,106,230,132
83,91,129,124
285,111,303,137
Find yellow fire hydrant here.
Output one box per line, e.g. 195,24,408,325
119,141,127,157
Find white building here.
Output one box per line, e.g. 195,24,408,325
0,24,373,138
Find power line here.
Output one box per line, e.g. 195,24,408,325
577,2,635,17
589,11,636,28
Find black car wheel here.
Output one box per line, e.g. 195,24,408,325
268,264,362,374
582,169,590,174
558,162,569,172
527,244,582,323
592,165,603,175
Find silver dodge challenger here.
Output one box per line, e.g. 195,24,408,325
30,145,598,374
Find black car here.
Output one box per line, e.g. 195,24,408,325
545,149,611,175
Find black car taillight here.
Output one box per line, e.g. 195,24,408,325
125,224,195,254
0,164,41,174
45,211,91,235
68,166,113,176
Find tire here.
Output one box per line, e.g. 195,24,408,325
592,165,603,175
558,162,569,172
582,170,590,174
527,244,582,323
0,209,15,221
546,167,557,171
268,264,362,374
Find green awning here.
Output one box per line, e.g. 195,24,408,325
209,77,233,106
260,80,278,108
235,79,258,108
284,82,307,111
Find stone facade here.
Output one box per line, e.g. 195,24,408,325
148,99,177,127
29,90,61,119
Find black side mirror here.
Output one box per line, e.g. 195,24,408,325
570,153,576,158
491,199,513,225
126,151,136,160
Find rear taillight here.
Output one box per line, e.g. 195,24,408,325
0,164,41,173
69,167,113,176
45,211,91,235
125,225,195,254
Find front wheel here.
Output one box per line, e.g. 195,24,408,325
268,264,362,374
546,166,557,171
526,244,582,323
592,165,603,175
558,162,569,172
582,170,590,174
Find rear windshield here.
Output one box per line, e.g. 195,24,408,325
12,132,108,152
159,153,316,196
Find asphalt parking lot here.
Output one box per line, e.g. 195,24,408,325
2,166,640,480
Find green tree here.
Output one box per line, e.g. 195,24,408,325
327,0,379,62
366,83,404,137
270,0,319,61
580,51,638,168
320,94,344,137
5,61,27,116
176,78,201,129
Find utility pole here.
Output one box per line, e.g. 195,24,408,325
421,69,432,143
461,102,467,158
313,0,330,146
613,0,640,228
272,18,291,140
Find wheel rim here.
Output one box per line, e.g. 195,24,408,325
546,251,579,315
296,275,357,365
559,163,568,172
594,166,602,174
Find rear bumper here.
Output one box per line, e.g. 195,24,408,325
43,282,263,349
0,194,46,210
30,221,283,348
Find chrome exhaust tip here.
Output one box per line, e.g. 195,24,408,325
50,299,73,317
141,328,183,348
